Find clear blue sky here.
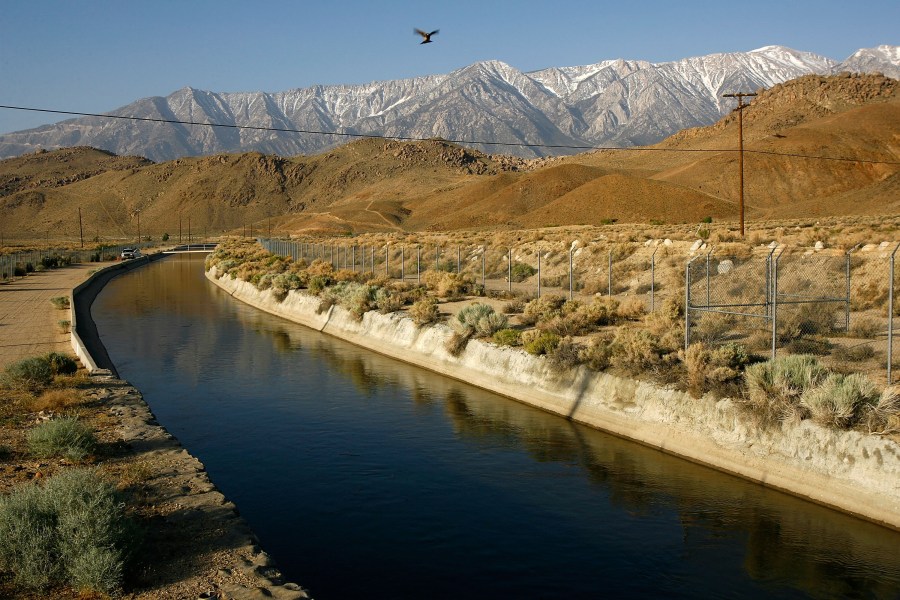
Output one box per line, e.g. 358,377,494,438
1,0,897,134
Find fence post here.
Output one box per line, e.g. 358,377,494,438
435,246,440,271
457,245,461,274
401,246,405,281
385,245,389,278
608,250,612,296
765,245,778,319
706,249,713,309
481,249,485,288
508,248,512,293
537,250,542,298
845,244,861,332
417,246,421,284
772,248,785,360
569,247,574,301
685,257,695,351
889,243,900,384
650,246,659,313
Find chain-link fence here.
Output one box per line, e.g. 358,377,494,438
0,243,159,283
258,237,900,384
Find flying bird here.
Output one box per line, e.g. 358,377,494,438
415,28,439,44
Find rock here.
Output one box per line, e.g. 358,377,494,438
717,260,734,274
814,241,825,250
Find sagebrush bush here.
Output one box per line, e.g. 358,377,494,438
864,386,900,434
408,296,439,326
31,389,82,413
27,417,97,461
799,373,880,428
743,355,830,424
422,270,473,299
45,352,77,376
0,468,138,594
683,342,749,397
450,303,507,339
580,335,614,371
3,357,53,391
49,296,70,310
374,288,404,314
521,295,567,326
610,327,668,375
523,331,561,356
547,337,583,372
492,328,521,346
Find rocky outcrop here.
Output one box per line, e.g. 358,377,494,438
207,266,900,531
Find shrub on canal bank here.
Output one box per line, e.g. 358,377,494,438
27,416,97,461
0,468,139,594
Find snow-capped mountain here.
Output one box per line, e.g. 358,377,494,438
0,45,896,161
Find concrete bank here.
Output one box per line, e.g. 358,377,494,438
207,266,900,531
70,255,309,599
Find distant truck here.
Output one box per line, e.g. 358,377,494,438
120,248,141,260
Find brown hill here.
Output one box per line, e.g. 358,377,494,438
0,73,897,243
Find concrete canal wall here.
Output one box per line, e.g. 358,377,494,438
207,266,900,531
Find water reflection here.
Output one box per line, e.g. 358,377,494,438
94,255,900,599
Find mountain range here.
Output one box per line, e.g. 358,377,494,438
1,45,897,162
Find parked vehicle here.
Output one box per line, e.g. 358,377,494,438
120,248,140,260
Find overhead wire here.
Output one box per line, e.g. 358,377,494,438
1,104,898,165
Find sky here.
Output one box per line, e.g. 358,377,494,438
1,0,897,134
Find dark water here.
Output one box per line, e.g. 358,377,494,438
92,254,900,600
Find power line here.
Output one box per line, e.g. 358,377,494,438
1,103,899,165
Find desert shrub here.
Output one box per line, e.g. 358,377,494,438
691,314,733,345
615,297,646,321
308,275,332,294
408,297,439,326
831,344,877,362
863,386,900,434
445,332,470,356
451,303,507,339
743,355,830,424
45,352,77,376
31,389,82,413
3,357,53,391
580,335,614,371
325,282,378,320
0,468,138,594
503,298,526,314
849,318,882,339
683,342,750,397
547,337,583,372
27,417,97,461
799,373,880,429
783,336,832,356
510,262,536,283
373,288,404,314
492,328,521,347
521,295,566,326
523,331,561,356
777,304,838,343
610,327,668,375
422,271,472,300
49,296,70,310
57,320,71,334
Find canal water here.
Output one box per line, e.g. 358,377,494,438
92,254,900,599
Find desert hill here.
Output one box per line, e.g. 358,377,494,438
0,73,897,242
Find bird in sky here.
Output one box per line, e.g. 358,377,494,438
415,28,439,44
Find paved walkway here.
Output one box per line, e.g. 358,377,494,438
0,263,115,370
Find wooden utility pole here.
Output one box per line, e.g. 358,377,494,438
723,92,757,237
78,207,84,248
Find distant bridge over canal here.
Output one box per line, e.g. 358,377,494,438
163,243,218,254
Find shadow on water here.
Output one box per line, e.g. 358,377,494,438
94,254,900,600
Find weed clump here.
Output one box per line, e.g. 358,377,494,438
408,296,440,326
27,417,97,461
